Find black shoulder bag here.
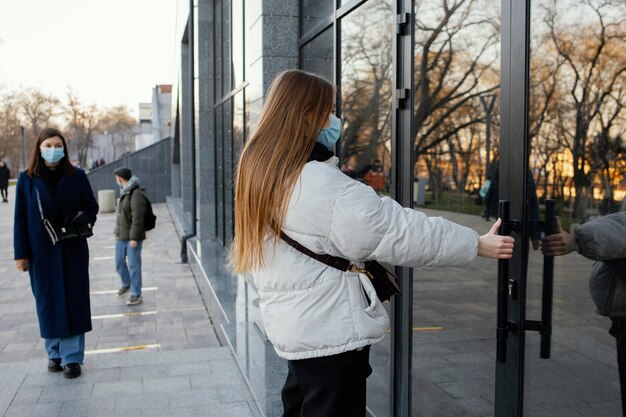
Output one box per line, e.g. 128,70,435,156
35,186,93,245
279,231,400,303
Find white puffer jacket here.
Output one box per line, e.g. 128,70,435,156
251,156,479,360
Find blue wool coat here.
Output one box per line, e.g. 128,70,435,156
13,168,99,339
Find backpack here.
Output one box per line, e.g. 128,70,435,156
143,195,157,231
130,188,157,231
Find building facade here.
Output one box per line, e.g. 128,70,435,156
168,1,626,416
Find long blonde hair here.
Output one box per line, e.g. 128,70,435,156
230,70,335,273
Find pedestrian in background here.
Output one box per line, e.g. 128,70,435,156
13,127,99,379
230,69,515,417
113,167,146,306
542,207,626,417
0,161,10,203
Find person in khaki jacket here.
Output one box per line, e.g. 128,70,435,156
113,167,146,305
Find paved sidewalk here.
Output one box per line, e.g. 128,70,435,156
0,185,259,417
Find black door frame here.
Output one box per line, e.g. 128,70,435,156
494,0,531,415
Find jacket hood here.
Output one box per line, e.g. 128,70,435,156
121,176,140,195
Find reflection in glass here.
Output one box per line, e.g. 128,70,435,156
222,0,231,95
340,2,392,415
412,0,501,415
215,0,223,100
300,28,333,83
341,0,393,196
216,104,224,243
232,0,244,88
525,1,626,415
301,0,333,36
224,98,234,245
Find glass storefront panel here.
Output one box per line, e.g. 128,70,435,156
215,104,225,244
301,0,333,36
232,0,244,88
300,28,333,83
214,0,223,100
340,0,393,194
524,1,626,415
223,98,234,245
412,0,501,415
222,0,231,95
340,1,393,415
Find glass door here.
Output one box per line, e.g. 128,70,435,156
495,0,626,416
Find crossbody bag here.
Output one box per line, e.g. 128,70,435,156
35,186,93,245
279,231,400,303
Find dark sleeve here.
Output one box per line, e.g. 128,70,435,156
13,173,32,260
80,171,99,225
574,212,626,261
129,189,146,240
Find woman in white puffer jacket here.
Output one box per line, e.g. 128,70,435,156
230,69,515,417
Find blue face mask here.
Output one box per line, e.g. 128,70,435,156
41,147,65,164
317,113,342,150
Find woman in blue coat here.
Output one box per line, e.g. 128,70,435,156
14,127,99,379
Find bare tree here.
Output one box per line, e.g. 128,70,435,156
414,0,500,165
100,105,137,160
64,90,102,168
546,0,626,219
340,0,394,175
0,92,23,170
17,88,61,161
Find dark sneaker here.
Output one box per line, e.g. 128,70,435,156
117,285,130,296
48,358,62,373
62,363,81,379
127,295,143,306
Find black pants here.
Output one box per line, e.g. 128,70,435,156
0,187,7,201
611,318,626,417
281,366,366,417
281,347,371,417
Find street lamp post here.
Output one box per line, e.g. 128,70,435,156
20,126,26,171
480,94,496,179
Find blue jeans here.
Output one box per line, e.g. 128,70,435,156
115,239,143,297
45,334,85,366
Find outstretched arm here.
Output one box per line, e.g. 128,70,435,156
478,218,515,259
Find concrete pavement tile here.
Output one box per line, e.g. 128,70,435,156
165,361,212,377
92,380,142,397
217,386,255,403
115,392,169,414
76,367,121,384
190,372,243,390
165,389,220,408
38,382,94,403
58,397,116,417
22,373,74,388
3,402,63,417
119,364,168,380
10,387,43,405
142,375,191,393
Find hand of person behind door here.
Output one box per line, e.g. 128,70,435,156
541,231,576,257
478,218,515,259
15,259,29,272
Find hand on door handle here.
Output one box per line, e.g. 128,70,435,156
478,218,516,259
541,231,576,257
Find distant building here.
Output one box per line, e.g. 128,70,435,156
134,85,172,151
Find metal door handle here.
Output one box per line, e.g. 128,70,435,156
496,200,511,363
539,199,556,359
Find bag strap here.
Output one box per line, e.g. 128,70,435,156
33,180,45,221
279,231,353,272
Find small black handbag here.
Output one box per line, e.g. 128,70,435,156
35,187,93,245
279,231,400,303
